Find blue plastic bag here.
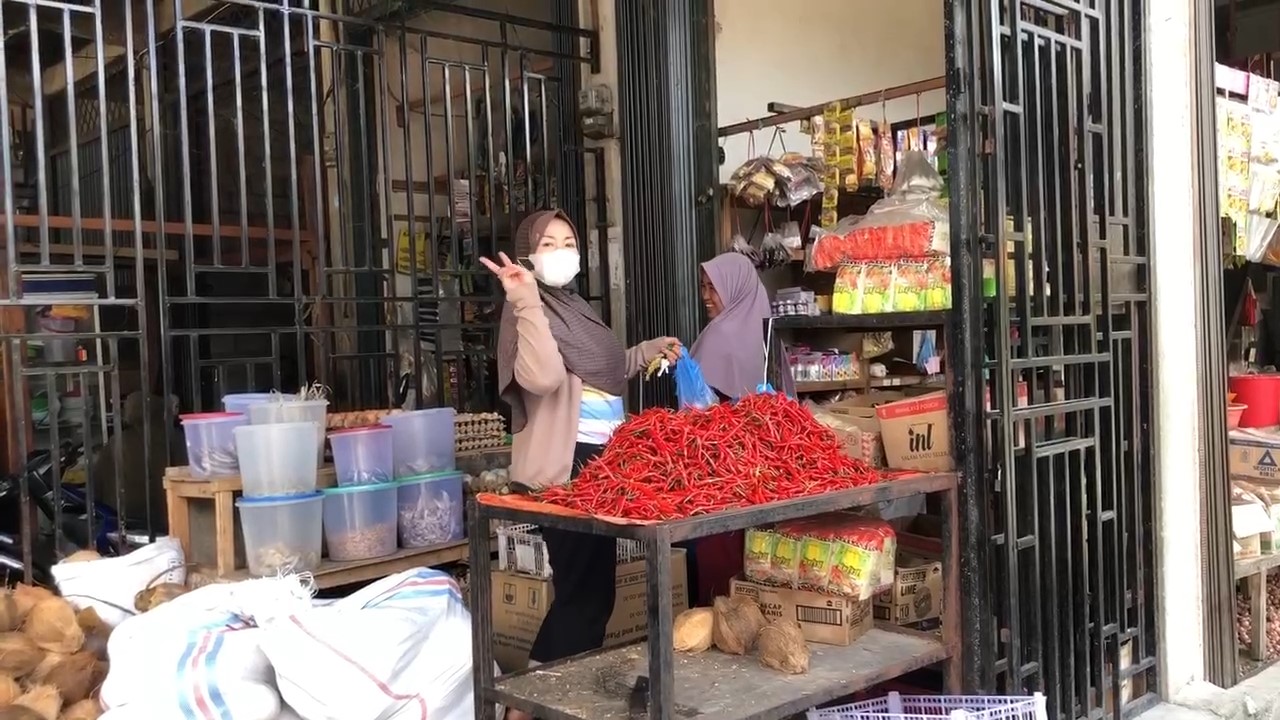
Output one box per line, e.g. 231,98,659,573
673,347,719,410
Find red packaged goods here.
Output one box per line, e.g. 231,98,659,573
811,149,950,270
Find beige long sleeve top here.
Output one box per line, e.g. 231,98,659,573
504,282,663,489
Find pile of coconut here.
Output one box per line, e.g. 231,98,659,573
0,584,110,720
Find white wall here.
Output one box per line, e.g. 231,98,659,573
714,0,947,182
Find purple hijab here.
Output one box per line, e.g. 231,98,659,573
691,253,771,398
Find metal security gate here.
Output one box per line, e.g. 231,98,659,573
0,0,598,577
945,1,1159,718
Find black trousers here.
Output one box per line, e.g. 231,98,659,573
527,442,617,664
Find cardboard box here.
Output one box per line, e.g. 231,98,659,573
729,577,873,646
1230,430,1280,484
491,549,688,672
876,392,954,471
874,555,943,625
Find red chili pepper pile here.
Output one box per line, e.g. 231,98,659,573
538,393,895,520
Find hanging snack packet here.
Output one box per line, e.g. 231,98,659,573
878,126,896,189
857,120,878,187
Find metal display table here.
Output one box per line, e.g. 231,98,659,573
468,471,961,720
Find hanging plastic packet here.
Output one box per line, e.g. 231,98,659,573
673,347,719,410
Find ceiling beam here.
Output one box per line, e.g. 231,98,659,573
37,0,217,98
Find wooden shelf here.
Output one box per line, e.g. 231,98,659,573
493,625,948,720
193,538,493,590
795,376,939,394
771,311,949,330
1235,552,1280,580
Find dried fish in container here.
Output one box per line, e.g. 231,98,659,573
251,545,320,576
397,473,464,547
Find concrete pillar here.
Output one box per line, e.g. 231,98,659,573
1146,0,1207,696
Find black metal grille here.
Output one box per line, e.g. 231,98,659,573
615,0,718,409
947,0,1158,717
0,0,596,575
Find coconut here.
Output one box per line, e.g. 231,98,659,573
14,683,62,720
757,619,809,674
58,700,101,720
712,595,767,655
0,594,19,633
0,633,43,676
41,653,101,704
60,552,99,564
10,586,54,624
28,652,66,684
0,672,20,704
23,599,83,654
672,608,714,653
0,706,47,720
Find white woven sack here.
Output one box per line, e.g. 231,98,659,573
100,577,312,720
52,535,186,627
254,568,478,720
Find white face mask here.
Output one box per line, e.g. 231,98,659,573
529,248,580,288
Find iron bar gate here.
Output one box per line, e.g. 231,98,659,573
946,0,1159,717
0,0,599,576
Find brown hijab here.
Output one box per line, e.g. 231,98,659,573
497,210,627,432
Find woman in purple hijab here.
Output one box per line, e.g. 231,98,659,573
691,252,772,400
686,252,771,604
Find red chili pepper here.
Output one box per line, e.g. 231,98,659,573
536,394,907,520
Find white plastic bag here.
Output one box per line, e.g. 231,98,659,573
100,576,312,720
53,535,186,627
255,568,480,720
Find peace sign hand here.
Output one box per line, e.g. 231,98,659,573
480,252,535,293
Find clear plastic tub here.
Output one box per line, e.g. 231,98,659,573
247,398,329,465
236,492,323,576
223,392,293,416
181,412,248,479
328,425,394,487
322,483,398,561
233,422,320,497
396,471,464,548
382,408,456,478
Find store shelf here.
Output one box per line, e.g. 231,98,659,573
770,311,949,330
469,471,961,720
192,538,493,590
1235,552,1280,580
794,376,940,394
492,626,948,720
477,472,955,544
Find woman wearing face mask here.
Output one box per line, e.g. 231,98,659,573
481,210,678,697
685,252,772,605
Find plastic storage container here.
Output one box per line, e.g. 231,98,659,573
247,398,329,465
181,412,248,479
383,408,456,478
236,492,324,576
1229,403,1249,430
223,392,293,416
395,471,464,548
328,425,394,487
233,422,320,497
322,483,398,561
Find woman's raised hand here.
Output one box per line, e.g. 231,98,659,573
479,252,534,293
